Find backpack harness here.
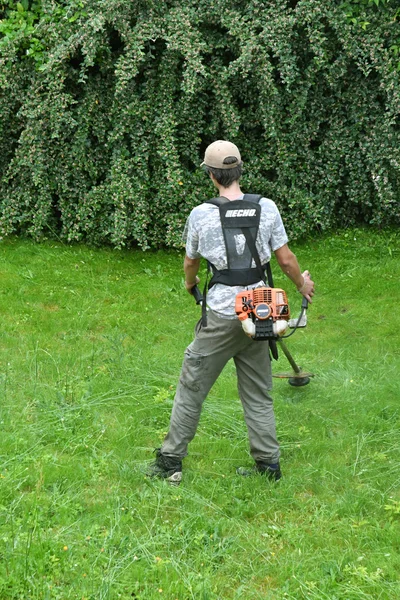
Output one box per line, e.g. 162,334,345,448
200,193,274,324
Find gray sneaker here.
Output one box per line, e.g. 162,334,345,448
147,448,182,486
236,461,282,481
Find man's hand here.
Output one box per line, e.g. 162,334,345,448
297,270,315,303
185,276,200,293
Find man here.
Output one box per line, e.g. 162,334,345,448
148,140,315,485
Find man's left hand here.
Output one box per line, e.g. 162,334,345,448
185,276,200,293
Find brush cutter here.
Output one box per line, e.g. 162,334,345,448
191,285,314,387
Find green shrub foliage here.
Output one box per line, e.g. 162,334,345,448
0,0,399,248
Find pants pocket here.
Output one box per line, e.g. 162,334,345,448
180,350,204,392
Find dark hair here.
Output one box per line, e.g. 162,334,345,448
206,157,243,187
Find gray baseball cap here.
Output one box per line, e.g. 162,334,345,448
201,140,242,169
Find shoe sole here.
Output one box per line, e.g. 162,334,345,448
166,471,182,486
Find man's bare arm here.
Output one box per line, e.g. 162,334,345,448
184,255,201,292
274,244,315,302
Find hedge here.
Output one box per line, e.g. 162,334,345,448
0,0,399,248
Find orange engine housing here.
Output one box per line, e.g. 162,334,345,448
235,287,290,322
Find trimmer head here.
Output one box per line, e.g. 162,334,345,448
274,339,315,387
273,370,315,386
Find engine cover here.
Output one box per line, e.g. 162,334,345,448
235,287,290,322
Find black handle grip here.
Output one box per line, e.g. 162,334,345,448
301,296,309,310
191,285,203,305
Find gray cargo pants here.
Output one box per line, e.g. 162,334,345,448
161,310,280,463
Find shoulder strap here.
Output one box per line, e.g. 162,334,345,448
243,194,274,286
206,197,230,207
243,194,262,203
207,194,262,206
241,228,265,283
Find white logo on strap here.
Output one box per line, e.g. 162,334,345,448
225,209,256,217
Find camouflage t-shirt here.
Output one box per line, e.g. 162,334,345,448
183,196,289,318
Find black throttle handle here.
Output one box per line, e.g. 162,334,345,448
191,285,203,305
301,296,309,310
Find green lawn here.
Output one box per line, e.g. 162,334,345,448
0,230,399,599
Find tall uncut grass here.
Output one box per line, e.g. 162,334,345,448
0,229,399,599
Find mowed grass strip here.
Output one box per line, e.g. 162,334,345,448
0,230,399,600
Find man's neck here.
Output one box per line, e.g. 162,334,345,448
215,182,243,200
